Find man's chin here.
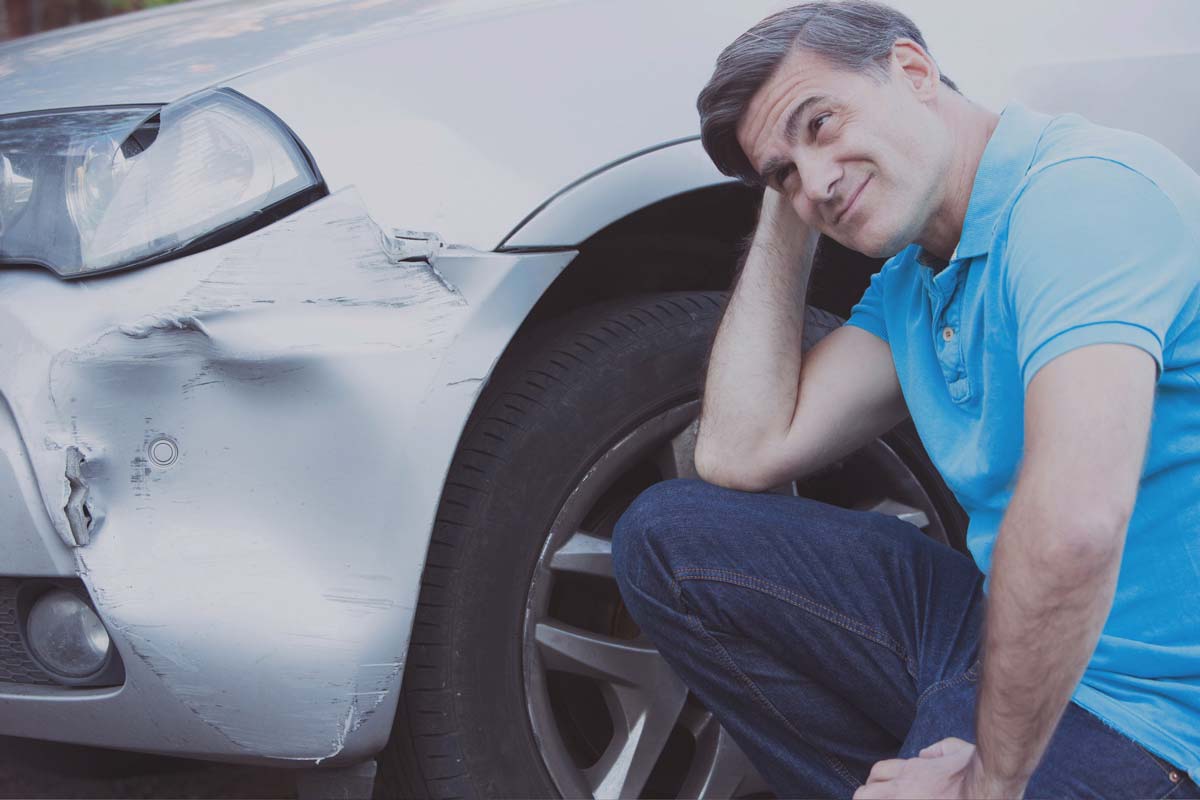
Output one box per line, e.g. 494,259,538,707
829,228,909,260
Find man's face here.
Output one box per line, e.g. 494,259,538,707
736,43,951,258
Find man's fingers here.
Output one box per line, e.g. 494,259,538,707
866,758,905,783
853,782,887,800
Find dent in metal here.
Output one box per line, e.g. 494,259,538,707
4,189,465,761
62,446,95,546
0,187,573,764
382,228,444,264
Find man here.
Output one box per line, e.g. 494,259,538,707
611,2,1200,798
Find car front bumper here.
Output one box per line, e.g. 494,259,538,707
0,189,572,765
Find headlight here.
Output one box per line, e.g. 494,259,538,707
0,89,324,277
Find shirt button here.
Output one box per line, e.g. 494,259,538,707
942,327,955,342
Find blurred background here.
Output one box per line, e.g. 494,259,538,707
1,0,190,40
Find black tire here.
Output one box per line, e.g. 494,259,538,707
376,292,963,799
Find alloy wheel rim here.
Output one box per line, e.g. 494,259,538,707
522,401,948,799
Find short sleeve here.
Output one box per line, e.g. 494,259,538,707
1004,158,1197,389
844,266,889,343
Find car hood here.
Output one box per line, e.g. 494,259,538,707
0,0,571,115
3,0,1197,252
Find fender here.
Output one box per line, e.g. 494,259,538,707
500,138,735,249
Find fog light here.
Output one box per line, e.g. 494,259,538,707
26,589,112,679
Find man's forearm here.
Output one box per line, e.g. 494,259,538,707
972,487,1126,797
694,192,818,487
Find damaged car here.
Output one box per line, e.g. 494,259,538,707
0,0,1196,797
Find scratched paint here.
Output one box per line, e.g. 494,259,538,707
0,190,465,759
42,191,462,758
0,189,573,763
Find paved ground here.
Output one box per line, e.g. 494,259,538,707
0,736,298,799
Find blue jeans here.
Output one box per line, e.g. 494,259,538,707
612,479,1199,799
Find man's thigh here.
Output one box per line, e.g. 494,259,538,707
617,479,985,675
614,479,987,780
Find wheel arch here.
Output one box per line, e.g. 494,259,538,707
499,137,885,331
387,143,891,744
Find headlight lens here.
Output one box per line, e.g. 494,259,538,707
0,89,323,277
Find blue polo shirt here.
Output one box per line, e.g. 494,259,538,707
845,104,1200,780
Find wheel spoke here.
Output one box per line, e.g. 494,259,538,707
584,678,688,799
535,620,659,686
652,418,700,481
678,712,771,799
864,497,930,529
675,701,713,738
549,531,613,578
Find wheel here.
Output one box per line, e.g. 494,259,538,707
377,292,966,799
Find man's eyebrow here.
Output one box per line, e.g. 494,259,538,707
758,156,787,186
783,94,828,145
755,95,829,185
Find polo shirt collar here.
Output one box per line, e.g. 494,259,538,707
921,103,1054,263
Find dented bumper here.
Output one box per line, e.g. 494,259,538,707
0,190,572,765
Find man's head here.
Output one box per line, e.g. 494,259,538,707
698,1,965,258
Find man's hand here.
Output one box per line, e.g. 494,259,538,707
855,738,1015,799
756,187,820,258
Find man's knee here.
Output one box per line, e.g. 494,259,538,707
612,478,721,598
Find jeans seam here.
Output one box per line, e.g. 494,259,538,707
672,566,912,666
1158,773,1199,800
1143,748,1187,790
916,659,979,708
1144,751,1178,784
1159,780,1183,799
671,576,861,792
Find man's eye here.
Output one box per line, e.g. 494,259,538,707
809,113,832,136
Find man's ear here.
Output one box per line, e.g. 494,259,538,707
890,38,940,100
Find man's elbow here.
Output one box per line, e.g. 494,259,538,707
1028,503,1132,575
693,438,779,493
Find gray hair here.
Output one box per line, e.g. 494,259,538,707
697,0,959,184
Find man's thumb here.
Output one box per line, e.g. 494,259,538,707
918,737,971,758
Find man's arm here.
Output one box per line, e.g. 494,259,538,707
854,343,1156,800
695,190,908,491
966,342,1156,796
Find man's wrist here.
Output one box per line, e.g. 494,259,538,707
754,190,818,254
963,753,1028,799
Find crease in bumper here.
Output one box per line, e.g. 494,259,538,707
0,187,574,763
13,189,463,761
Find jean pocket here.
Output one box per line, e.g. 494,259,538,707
1026,702,1191,800
1138,748,1197,799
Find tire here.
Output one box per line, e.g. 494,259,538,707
376,291,964,799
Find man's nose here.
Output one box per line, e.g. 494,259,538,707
799,158,841,208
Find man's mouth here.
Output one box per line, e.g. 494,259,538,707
835,175,871,226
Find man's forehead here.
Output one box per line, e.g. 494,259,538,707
736,49,844,169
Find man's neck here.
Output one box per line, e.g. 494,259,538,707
918,95,1001,261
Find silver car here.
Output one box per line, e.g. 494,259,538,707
0,0,1196,797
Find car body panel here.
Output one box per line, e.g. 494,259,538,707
0,0,568,114
499,137,727,249
0,189,572,764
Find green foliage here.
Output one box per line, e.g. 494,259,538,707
106,0,190,11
